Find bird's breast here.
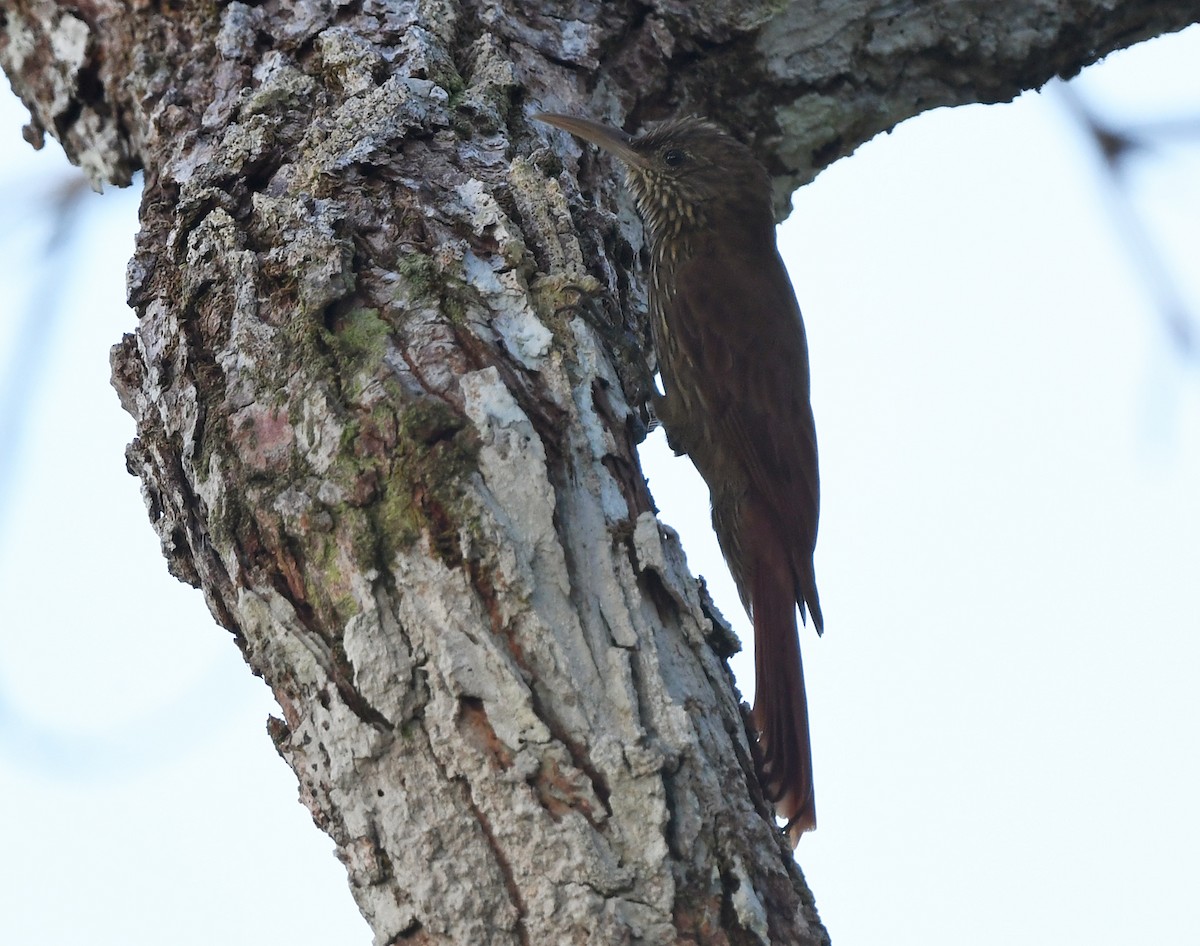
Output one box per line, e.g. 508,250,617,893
649,249,741,478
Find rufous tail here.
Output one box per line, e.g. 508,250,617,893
750,544,816,846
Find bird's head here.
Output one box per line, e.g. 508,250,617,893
535,112,773,243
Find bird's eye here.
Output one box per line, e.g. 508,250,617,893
663,148,686,168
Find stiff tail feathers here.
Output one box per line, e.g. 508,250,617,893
750,550,816,845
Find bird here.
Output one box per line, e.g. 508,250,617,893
535,112,824,843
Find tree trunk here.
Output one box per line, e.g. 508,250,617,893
2,1,1195,943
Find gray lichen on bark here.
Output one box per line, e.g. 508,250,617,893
3,0,1197,943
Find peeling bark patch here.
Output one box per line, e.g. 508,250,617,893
528,753,602,826
464,559,520,659
457,696,515,771
342,832,393,886
453,322,569,462
637,554,684,626
267,713,291,748
528,697,614,822
697,577,741,659
230,403,294,472
263,533,309,614
674,891,733,946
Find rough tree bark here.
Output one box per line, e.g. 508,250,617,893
2,1,1195,943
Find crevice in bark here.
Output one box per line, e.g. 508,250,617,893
465,789,530,946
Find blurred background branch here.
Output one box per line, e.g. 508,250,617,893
1054,78,1199,359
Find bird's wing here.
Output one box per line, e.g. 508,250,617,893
669,239,822,626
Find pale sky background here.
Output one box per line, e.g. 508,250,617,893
2,24,1198,946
